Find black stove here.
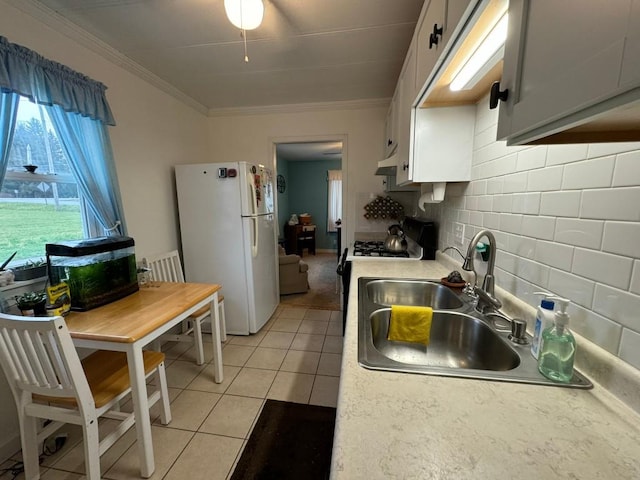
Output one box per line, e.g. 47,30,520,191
352,240,410,258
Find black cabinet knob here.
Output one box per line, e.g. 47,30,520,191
387,139,393,146
429,23,443,49
402,163,409,171
382,179,387,185
489,81,509,109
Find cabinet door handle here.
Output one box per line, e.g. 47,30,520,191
489,81,509,109
402,163,409,171
387,139,393,146
382,180,387,185
429,24,443,49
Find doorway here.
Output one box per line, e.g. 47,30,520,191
274,141,343,255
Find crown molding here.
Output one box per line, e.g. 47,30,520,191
207,97,390,117
5,0,209,116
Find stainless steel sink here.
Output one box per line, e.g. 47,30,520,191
370,309,519,371
365,279,464,309
358,277,592,388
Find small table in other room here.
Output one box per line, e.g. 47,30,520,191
285,223,316,256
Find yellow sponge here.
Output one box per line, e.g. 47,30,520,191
387,305,433,346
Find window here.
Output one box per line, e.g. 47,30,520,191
327,170,342,232
1,35,126,269
1,97,85,263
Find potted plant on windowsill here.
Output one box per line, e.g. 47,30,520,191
12,259,47,281
15,291,47,316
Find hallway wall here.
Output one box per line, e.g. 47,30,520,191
282,159,342,251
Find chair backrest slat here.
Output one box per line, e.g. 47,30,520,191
0,314,91,402
145,250,185,283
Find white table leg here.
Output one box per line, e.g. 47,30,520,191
127,345,155,478
211,292,223,383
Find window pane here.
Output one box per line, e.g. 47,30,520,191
0,97,84,263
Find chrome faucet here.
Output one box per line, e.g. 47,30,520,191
462,229,502,313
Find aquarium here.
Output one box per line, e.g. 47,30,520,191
46,236,138,311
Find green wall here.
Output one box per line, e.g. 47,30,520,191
276,159,342,251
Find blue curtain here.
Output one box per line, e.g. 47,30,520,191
0,91,20,187
48,104,126,235
0,36,115,125
0,35,126,236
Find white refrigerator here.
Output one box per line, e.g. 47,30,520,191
175,162,279,335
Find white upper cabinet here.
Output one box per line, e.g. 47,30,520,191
495,0,640,145
411,105,475,183
384,90,399,158
395,43,417,185
415,0,447,97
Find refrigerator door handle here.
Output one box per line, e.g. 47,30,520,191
251,216,259,257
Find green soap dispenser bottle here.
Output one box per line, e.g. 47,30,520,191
537,298,575,383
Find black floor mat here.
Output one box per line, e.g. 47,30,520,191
231,399,337,480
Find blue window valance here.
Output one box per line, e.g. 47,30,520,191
0,36,115,126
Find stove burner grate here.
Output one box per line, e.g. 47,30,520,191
352,240,410,258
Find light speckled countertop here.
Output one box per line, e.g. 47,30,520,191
330,258,640,479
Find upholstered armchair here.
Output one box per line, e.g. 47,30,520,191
278,246,309,295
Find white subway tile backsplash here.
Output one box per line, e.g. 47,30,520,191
477,195,493,212
570,304,622,355
515,257,550,288
512,192,541,215
588,142,640,159
465,195,478,211
442,98,640,367
535,240,574,271
548,269,595,309
602,222,640,257
486,177,503,194
619,329,640,370
593,284,640,332
516,147,547,172
499,213,523,234
483,212,500,230
581,187,640,221
502,172,528,194
562,156,615,190
527,165,564,192
539,191,581,217
546,144,589,166
521,215,556,240
507,234,536,259
572,248,633,290
473,123,497,150
496,250,517,275
612,150,640,187
469,211,483,227
631,261,640,295
472,180,487,195
554,218,603,249
489,153,518,177
492,194,512,213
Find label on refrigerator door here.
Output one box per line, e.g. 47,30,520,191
254,174,262,204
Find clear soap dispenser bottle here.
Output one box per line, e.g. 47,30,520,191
537,298,575,383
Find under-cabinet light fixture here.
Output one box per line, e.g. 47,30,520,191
449,13,508,92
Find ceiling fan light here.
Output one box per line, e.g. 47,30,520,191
224,0,264,30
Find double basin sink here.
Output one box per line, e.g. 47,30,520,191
358,278,592,388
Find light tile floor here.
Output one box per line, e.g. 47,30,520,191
1,305,343,480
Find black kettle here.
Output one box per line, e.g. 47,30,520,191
384,224,407,252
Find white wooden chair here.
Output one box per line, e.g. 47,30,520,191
0,312,171,480
143,250,226,365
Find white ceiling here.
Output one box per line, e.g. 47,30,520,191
34,0,425,110
277,141,342,162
